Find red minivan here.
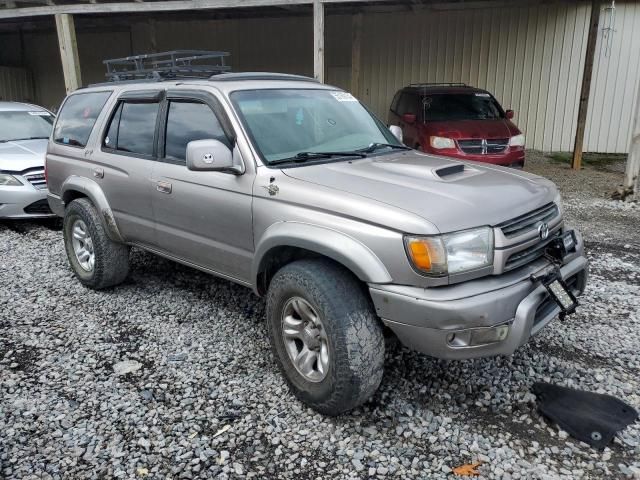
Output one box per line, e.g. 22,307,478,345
389,84,525,168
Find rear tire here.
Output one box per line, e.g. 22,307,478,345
63,198,130,289
266,259,385,415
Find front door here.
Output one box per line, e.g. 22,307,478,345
151,92,254,283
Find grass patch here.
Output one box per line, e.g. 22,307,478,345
546,151,626,167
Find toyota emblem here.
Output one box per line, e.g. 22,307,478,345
538,222,550,240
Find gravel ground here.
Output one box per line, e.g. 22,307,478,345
1,153,639,480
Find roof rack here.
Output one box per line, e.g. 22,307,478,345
409,82,469,87
104,50,231,81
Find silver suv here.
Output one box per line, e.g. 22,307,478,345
46,73,588,415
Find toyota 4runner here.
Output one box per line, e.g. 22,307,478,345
46,72,588,415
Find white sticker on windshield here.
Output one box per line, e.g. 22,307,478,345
474,93,491,97
28,111,51,116
330,92,358,102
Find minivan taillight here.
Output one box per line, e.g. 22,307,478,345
44,156,48,184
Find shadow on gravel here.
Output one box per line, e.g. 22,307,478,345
0,218,62,233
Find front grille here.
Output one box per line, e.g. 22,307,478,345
504,231,561,272
23,199,52,215
498,202,559,238
23,169,47,190
457,138,508,155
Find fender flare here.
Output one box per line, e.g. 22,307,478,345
253,222,393,288
60,175,124,243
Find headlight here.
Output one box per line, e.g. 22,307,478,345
430,136,456,149
0,174,22,186
553,192,563,215
509,134,525,147
405,227,494,276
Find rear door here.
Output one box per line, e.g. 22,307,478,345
150,90,254,283
94,90,162,246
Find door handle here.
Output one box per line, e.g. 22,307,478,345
156,180,172,194
93,168,104,179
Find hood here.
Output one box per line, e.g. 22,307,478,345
0,139,48,172
282,151,556,233
423,119,520,139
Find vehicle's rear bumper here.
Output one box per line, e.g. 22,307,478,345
369,252,588,360
47,192,65,217
0,186,55,219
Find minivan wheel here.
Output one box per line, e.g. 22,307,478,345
63,198,130,289
266,259,385,416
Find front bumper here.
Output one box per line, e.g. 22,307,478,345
424,145,525,167
369,245,588,360
0,183,54,219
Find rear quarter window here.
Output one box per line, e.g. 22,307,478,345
53,91,111,148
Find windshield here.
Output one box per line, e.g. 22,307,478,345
231,89,401,164
422,93,504,121
0,110,54,142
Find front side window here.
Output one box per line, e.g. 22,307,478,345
0,110,54,142
54,91,111,147
397,92,419,116
103,101,159,156
164,101,227,162
422,93,503,121
231,89,400,164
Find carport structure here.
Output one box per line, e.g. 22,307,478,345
0,0,639,192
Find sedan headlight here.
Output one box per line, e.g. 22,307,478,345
430,136,456,149
553,192,564,216
0,173,22,186
405,227,494,276
509,134,525,147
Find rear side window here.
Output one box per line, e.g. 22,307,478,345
103,101,159,157
53,91,111,147
164,101,227,162
397,92,419,116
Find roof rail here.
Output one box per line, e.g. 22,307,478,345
409,82,469,87
210,72,319,83
104,50,231,82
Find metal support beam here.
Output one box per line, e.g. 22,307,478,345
624,81,640,196
313,0,324,83
572,0,600,170
351,12,362,96
55,13,82,93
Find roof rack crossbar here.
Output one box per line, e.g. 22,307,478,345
104,50,231,82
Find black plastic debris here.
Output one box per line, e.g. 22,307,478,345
532,382,638,449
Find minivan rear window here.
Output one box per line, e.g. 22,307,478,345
53,91,111,148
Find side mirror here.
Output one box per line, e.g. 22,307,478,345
402,113,417,125
389,125,403,143
505,110,514,120
186,139,243,174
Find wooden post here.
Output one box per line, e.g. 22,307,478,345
624,82,640,195
55,13,82,93
313,0,324,83
572,0,600,170
351,12,362,96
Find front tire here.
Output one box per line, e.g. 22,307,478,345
63,198,130,289
266,259,385,415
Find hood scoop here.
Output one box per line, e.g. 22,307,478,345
434,163,465,178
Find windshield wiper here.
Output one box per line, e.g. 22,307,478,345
358,143,411,154
269,151,367,165
8,136,50,141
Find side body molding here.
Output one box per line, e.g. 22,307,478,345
253,222,393,289
60,175,124,243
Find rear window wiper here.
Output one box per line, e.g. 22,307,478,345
358,143,411,153
269,151,368,165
